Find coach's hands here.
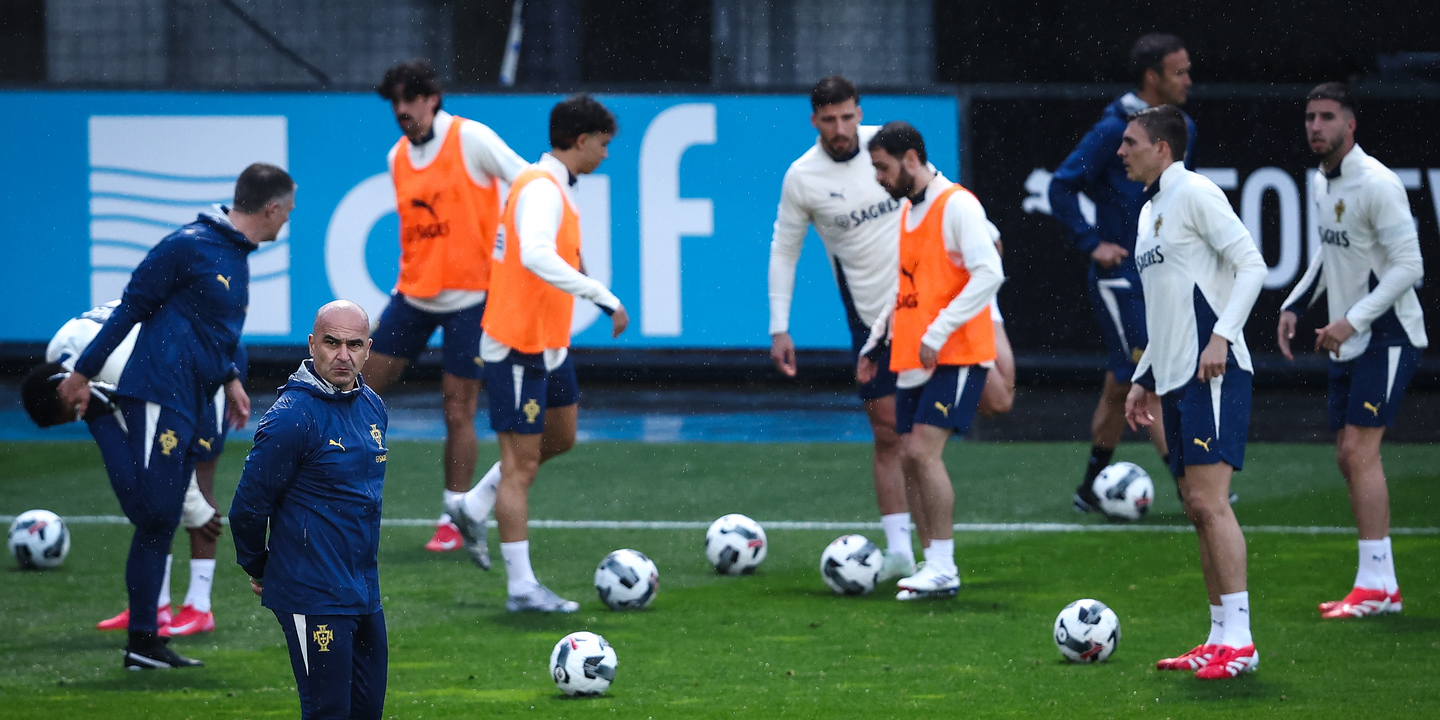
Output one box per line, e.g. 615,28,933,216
56,371,91,419
1123,383,1153,430
610,304,630,338
1276,310,1298,361
225,378,251,429
771,332,798,377
1091,242,1129,269
249,577,263,597
1314,317,1354,356
1197,334,1230,382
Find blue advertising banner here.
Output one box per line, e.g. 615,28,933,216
0,91,958,349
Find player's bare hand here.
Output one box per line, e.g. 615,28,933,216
609,304,629,337
1091,242,1130,269
195,515,223,542
1276,310,1298,361
225,378,251,429
856,356,876,384
919,343,939,369
56,371,91,419
1314,317,1354,355
1123,383,1152,431
1197,333,1229,382
771,332,798,377
249,577,263,597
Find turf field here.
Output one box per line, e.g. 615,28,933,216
2,439,1439,719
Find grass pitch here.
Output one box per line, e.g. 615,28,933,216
2,439,1439,718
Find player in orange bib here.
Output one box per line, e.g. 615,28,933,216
370,60,528,556
448,95,628,613
858,122,1005,601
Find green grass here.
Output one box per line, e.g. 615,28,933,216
2,440,1440,718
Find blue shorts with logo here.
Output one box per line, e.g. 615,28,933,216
484,352,579,435
370,294,485,380
1161,361,1252,479
851,324,897,401
894,365,988,435
1087,266,1148,380
190,387,227,462
1329,342,1423,431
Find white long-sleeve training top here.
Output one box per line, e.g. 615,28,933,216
387,110,529,313
1279,144,1428,361
860,172,1006,389
480,153,621,371
1131,162,1268,395
769,125,903,335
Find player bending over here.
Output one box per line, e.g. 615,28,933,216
1278,83,1427,619
449,94,629,613
1119,106,1266,679
858,121,1004,601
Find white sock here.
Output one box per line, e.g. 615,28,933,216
437,512,453,526
1205,604,1225,646
464,462,502,520
1379,537,1398,594
1219,591,1252,648
924,539,956,574
1354,538,1390,592
184,559,216,613
501,540,538,595
157,554,173,608
443,489,466,513
880,513,914,561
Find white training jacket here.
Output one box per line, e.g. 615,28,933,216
1132,162,1267,395
1280,144,1428,362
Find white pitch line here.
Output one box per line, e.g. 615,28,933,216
4,515,1437,535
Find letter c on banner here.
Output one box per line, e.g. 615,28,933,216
325,173,396,322
639,103,716,337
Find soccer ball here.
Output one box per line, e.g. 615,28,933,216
704,514,767,575
819,534,882,595
1053,599,1120,663
594,549,659,610
1093,462,1153,521
8,509,70,570
549,631,618,697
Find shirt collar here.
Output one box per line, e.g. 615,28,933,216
1151,161,1187,196
1327,143,1367,180
1117,92,1150,116
538,152,578,186
412,110,452,149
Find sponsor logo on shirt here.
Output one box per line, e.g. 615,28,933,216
404,193,451,244
1135,246,1165,273
897,261,920,309
833,198,901,231
1319,227,1351,248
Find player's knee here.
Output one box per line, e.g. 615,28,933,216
871,425,903,458
1181,493,1224,529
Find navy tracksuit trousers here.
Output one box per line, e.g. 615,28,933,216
275,609,388,720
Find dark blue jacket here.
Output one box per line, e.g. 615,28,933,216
230,362,389,616
75,209,253,423
1049,93,1198,276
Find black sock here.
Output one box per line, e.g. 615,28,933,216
1082,446,1115,490
127,630,157,649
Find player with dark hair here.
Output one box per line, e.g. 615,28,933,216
56,162,293,669
232,301,389,720
858,121,1005,601
1049,34,1197,513
1278,83,1427,619
1119,105,1267,679
370,58,529,557
447,94,627,613
770,78,1014,583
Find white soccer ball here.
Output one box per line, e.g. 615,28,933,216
1093,462,1154,521
594,549,659,610
1053,598,1121,663
705,513,767,575
549,631,618,696
819,534,882,595
8,509,70,570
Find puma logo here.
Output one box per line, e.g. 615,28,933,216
1363,401,1381,417
1192,437,1213,452
196,438,212,451
328,439,346,451
409,195,441,220
899,261,919,290
829,190,846,200
216,275,231,291
933,402,951,418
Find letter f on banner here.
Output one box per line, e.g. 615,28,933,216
640,103,716,336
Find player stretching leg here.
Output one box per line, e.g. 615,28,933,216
1050,34,1196,512
859,122,1004,601
1278,83,1427,619
1118,107,1266,679
367,60,528,556
450,95,628,613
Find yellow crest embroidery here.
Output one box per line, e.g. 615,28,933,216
196,437,212,451
523,399,541,424
1153,214,1164,236
158,430,178,456
216,274,231,291
933,402,951,418
328,438,346,451
313,625,334,652
369,424,386,450
1192,437,1213,452
1334,199,1346,223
